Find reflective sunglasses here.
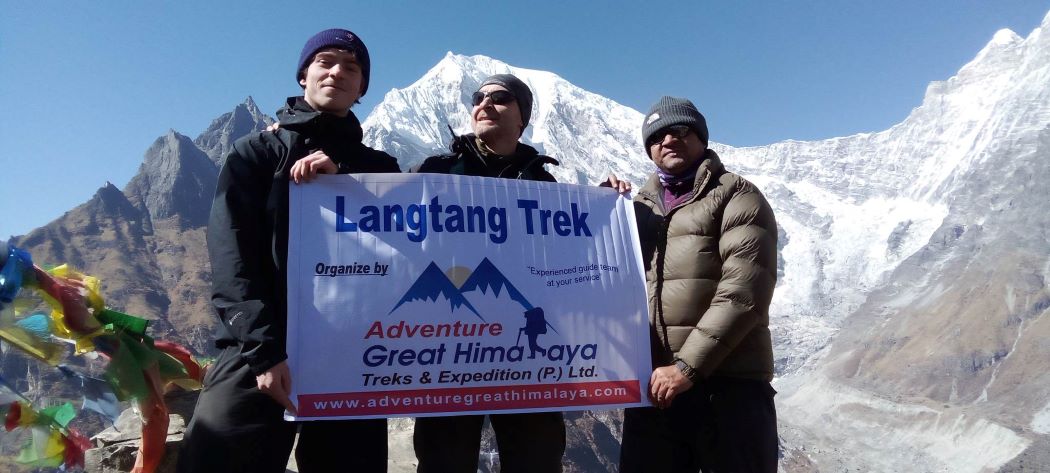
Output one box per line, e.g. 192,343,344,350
647,125,693,147
471,90,517,107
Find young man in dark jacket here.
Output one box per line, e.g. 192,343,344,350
411,74,565,473
178,29,399,473
619,97,779,473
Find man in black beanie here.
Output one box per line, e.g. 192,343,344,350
178,28,398,473
409,73,565,473
619,96,779,473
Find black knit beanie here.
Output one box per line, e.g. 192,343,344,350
478,74,533,129
641,96,709,151
297,29,371,97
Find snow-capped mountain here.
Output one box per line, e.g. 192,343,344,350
362,12,1050,378
719,17,1050,377
361,50,930,376
358,12,1050,471
768,13,1050,471
363,52,651,188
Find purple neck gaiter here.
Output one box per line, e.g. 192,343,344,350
658,158,703,210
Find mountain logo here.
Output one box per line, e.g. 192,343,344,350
390,257,559,356
389,261,482,319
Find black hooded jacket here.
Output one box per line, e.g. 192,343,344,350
412,133,558,181
207,97,399,374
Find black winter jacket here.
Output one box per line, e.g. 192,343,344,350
412,133,558,181
207,97,399,374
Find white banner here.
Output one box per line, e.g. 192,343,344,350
286,173,650,420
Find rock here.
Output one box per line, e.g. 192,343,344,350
387,417,417,473
92,410,185,447
85,391,194,473
85,435,182,473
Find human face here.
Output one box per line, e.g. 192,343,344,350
648,125,706,175
299,48,362,116
471,84,524,145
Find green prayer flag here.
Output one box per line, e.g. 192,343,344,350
96,309,149,336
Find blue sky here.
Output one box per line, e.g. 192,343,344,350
2,0,1049,239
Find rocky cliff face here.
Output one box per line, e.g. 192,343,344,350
124,131,218,230
14,183,173,334
194,96,273,167
7,97,271,355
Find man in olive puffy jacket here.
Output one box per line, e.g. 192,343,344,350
618,96,779,473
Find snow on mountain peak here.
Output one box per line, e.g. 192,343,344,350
991,28,1022,46
363,52,652,185
712,19,1049,373
967,28,1023,68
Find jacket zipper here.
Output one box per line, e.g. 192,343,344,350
638,169,713,359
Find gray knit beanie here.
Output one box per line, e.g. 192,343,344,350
641,96,709,150
478,74,533,129
297,28,371,97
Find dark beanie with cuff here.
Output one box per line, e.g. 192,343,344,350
297,28,371,97
641,96,709,152
479,74,534,129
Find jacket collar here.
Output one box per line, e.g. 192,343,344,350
275,96,364,144
637,149,724,214
448,133,559,175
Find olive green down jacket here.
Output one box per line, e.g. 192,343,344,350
634,149,777,382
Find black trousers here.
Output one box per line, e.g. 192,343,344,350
619,377,778,473
414,412,565,473
177,346,387,473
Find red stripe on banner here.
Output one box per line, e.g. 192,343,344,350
297,380,641,417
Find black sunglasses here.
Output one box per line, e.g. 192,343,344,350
471,90,516,107
646,125,693,147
